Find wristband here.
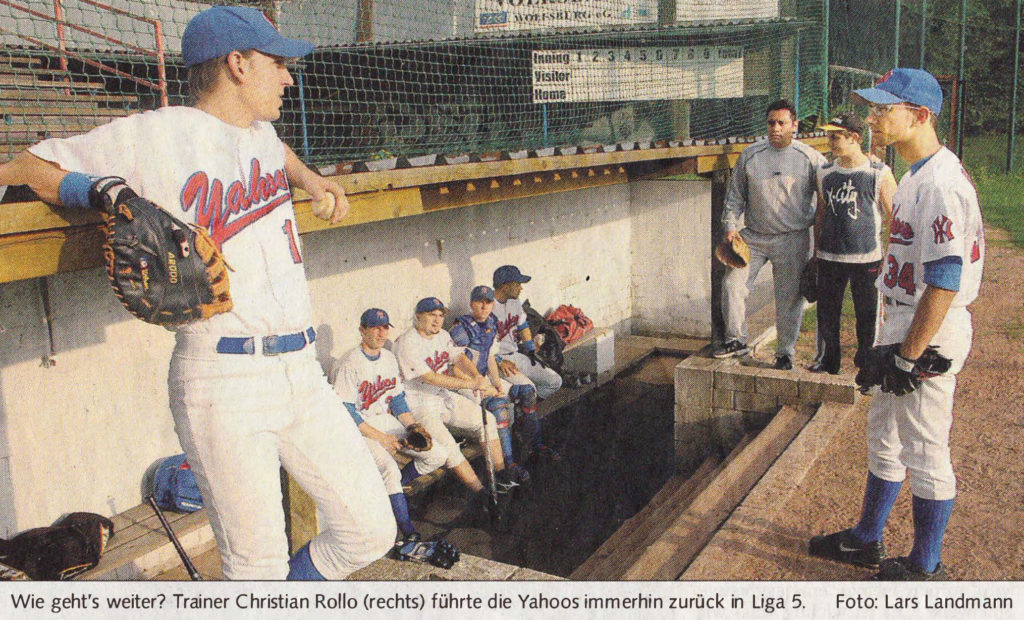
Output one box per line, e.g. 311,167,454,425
57,172,99,209
893,354,917,373
522,339,536,353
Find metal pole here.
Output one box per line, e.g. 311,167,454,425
920,0,928,69
795,35,801,119
298,69,310,160
894,0,901,67
958,0,967,157
1008,0,1022,173
823,0,830,118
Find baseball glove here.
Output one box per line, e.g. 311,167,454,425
90,177,232,326
402,423,433,452
799,258,819,303
715,234,750,269
855,344,953,395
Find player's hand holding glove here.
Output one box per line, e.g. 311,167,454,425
90,177,232,326
401,423,432,452
856,344,953,396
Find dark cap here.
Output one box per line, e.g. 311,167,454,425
471,285,495,302
820,112,865,135
182,6,315,69
493,265,531,287
415,297,446,314
360,308,391,328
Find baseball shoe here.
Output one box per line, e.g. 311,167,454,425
807,361,840,375
872,557,947,581
712,339,749,359
808,529,886,568
774,355,793,370
532,444,562,462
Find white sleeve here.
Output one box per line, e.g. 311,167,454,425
395,337,430,380
28,114,142,180
918,180,968,265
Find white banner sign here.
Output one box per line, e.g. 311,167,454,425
475,0,657,33
675,0,780,21
531,46,744,103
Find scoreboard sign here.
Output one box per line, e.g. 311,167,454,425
475,0,657,33
676,0,779,21
531,46,744,103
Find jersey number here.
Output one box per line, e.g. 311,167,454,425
883,255,915,295
282,219,302,263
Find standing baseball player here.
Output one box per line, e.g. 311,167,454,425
810,112,897,374
393,297,528,490
491,265,563,398
451,285,559,463
0,6,395,580
331,307,497,541
809,69,984,580
714,100,827,369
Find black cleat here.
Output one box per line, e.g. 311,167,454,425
712,339,750,359
774,355,793,370
807,361,840,375
389,533,460,569
809,529,886,568
873,556,946,581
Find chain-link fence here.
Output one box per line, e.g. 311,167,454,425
0,0,828,166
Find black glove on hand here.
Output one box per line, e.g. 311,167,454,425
880,349,922,396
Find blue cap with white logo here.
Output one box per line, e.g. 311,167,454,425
493,265,531,287
415,297,446,314
471,285,495,301
360,308,392,328
852,68,943,116
182,6,314,68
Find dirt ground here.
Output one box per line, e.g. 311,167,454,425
736,226,1024,580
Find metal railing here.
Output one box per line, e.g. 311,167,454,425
0,0,167,107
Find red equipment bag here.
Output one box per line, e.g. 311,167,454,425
545,305,594,345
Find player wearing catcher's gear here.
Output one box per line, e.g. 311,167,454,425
393,297,528,491
491,265,563,398
809,113,897,375
0,6,394,580
714,99,827,369
331,308,496,541
451,285,559,464
809,69,984,581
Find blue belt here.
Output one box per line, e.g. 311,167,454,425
216,327,316,355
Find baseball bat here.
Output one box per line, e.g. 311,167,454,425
476,392,499,505
146,494,203,581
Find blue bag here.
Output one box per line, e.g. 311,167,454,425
153,454,203,513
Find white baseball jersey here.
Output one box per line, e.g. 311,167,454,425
878,147,984,309
492,298,527,356
393,328,467,398
29,107,314,336
331,347,407,419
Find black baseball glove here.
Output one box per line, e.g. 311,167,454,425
856,344,953,396
401,423,433,452
91,177,232,326
799,258,818,303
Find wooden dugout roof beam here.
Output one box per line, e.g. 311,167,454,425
0,136,827,284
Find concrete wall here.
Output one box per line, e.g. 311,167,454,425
629,178,712,337
0,182,637,536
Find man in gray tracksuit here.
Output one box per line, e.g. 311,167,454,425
714,99,826,369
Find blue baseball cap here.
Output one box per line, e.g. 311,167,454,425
360,308,391,328
852,68,943,116
182,6,315,69
415,297,446,314
493,265,531,287
471,285,495,302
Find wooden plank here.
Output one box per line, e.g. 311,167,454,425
620,406,813,580
571,456,720,580
0,73,105,89
682,402,856,580
0,90,137,103
282,470,318,556
0,225,106,282
78,508,211,580
698,152,741,174
0,104,129,116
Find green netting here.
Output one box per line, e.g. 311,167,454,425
0,0,828,166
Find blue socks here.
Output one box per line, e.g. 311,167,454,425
286,543,325,580
399,461,420,486
908,495,955,573
851,472,903,544
388,492,416,538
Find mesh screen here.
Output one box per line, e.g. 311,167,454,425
0,0,827,166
